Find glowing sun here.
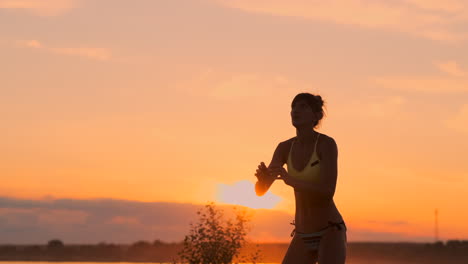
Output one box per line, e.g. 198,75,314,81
216,180,282,209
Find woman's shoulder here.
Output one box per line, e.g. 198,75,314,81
317,133,338,154
278,134,336,146
318,133,336,144
277,134,337,150
280,137,296,148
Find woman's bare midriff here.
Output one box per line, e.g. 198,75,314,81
294,191,343,233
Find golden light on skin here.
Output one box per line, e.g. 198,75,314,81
216,180,282,209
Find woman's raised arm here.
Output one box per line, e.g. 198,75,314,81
255,141,287,196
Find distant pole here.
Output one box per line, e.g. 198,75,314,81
435,209,439,242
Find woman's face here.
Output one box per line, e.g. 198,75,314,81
291,100,317,128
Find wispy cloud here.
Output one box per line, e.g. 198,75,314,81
212,0,468,42
17,39,112,61
373,77,468,93
365,96,406,118
18,39,42,48
0,0,78,16
435,61,467,77
209,73,290,98
51,47,111,61
178,68,305,99
335,95,408,119
372,61,468,93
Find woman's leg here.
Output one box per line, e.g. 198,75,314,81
282,234,318,264
317,227,347,264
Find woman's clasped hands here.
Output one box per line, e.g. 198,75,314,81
270,166,295,186
255,162,295,186
255,162,276,182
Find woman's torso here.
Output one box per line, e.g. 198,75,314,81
294,192,343,233
284,133,343,233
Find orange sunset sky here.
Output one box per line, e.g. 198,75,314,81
1,0,468,243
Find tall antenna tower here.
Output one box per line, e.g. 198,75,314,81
434,209,439,242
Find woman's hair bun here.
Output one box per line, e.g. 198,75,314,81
314,95,324,107
291,93,326,128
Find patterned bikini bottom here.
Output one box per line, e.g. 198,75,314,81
291,221,347,252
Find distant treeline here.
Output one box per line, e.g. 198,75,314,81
0,239,182,262
1,239,467,263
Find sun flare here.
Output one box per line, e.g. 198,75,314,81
216,180,282,209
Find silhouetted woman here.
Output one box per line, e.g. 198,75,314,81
255,93,346,264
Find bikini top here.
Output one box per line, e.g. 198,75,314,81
286,133,321,183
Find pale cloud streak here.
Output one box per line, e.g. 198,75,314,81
435,61,467,77
365,96,406,118
51,47,112,61
404,0,465,12
209,73,289,98
179,68,306,99
372,61,468,93
0,0,78,16
17,39,112,61
335,95,408,119
373,77,468,93
213,0,468,42
20,39,42,48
